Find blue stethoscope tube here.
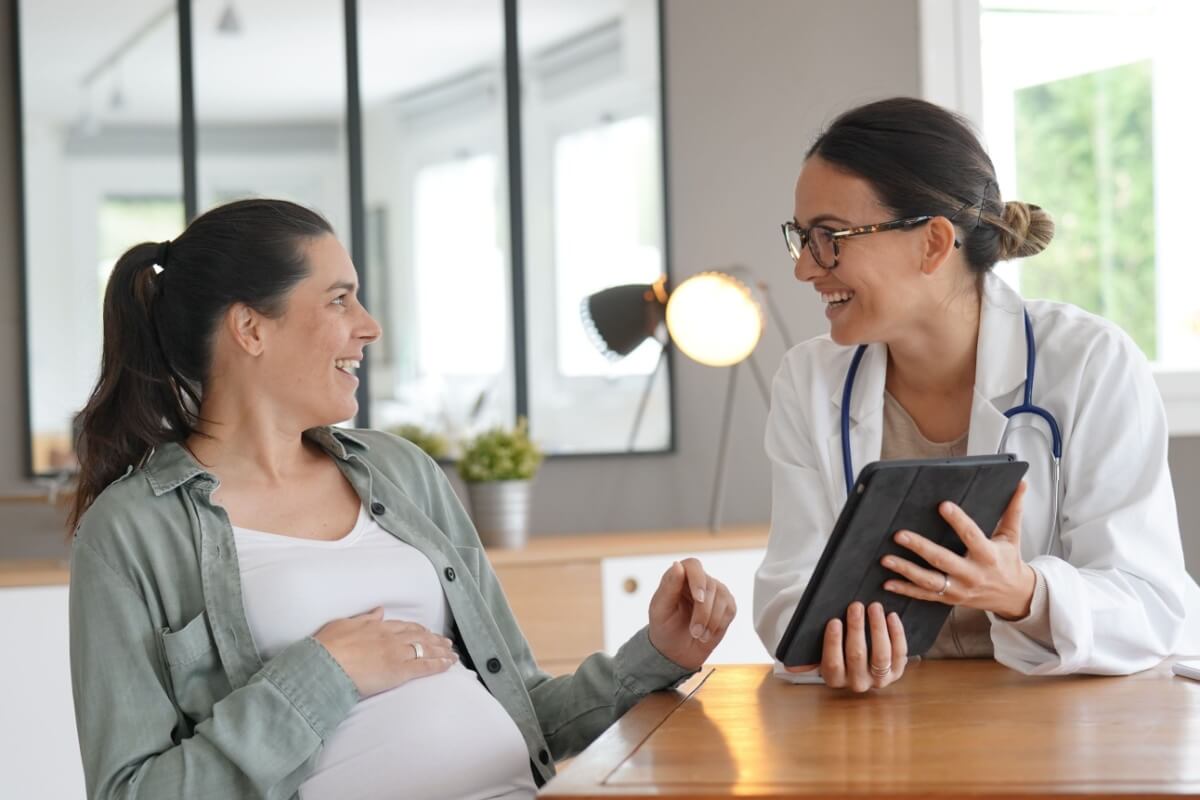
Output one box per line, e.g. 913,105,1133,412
840,310,1064,553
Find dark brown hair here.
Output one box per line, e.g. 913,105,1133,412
68,198,333,532
807,97,1054,270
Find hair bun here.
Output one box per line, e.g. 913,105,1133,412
997,201,1055,260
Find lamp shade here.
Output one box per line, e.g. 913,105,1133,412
580,279,667,358
664,271,764,367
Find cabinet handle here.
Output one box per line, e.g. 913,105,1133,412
623,577,638,594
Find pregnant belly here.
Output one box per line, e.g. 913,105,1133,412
299,663,537,800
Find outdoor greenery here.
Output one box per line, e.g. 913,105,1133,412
457,418,544,483
1013,59,1156,358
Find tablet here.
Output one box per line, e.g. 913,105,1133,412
775,454,1028,667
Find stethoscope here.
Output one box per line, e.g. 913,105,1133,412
841,310,1063,555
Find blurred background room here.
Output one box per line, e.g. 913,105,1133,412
1,2,1198,797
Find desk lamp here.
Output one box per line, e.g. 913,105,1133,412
582,267,790,530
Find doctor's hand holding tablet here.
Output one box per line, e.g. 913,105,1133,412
754,97,1200,693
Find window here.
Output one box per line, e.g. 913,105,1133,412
17,0,675,476
412,154,507,377
552,114,662,379
977,0,1200,432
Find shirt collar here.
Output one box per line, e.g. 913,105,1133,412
142,425,371,497
828,272,1028,421
974,271,1028,402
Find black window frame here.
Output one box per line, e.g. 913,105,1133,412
12,0,676,478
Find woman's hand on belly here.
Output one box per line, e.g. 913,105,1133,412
313,607,458,698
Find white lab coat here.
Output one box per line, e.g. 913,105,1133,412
754,272,1200,675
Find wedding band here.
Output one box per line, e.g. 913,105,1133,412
411,641,424,659
870,662,892,678
937,573,951,597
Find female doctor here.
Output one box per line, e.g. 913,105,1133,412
753,97,1200,693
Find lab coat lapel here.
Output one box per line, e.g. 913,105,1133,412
826,343,887,506
968,273,1029,455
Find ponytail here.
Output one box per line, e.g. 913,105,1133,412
68,242,200,532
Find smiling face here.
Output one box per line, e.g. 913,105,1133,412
791,156,956,347
248,233,382,427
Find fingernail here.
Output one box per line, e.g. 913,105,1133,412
942,501,957,513
700,630,712,643
885,582,897,591
694,589,706,604
895,532,909,544
882,556,896,567
691,624,705,639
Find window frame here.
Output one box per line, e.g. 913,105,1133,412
12,0,677,478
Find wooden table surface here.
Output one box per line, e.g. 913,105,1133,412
540,661,1200,799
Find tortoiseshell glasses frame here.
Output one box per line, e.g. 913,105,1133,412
780,215,961,270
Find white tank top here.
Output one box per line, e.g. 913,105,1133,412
232,504,537,800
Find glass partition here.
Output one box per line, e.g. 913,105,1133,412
17,0,673,475
358,0,515,448
18,0,185,474
192,0,350,236
519,0,672,453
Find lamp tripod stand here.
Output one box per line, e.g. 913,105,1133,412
624,277,794,532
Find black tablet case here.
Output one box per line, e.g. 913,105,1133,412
775,455,1028,666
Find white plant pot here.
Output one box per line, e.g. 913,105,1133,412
467,479,532,549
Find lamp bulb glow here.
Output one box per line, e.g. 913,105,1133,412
665,272,765,367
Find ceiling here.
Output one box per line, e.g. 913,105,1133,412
20,0,629,126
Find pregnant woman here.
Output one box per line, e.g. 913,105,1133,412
68,198,736,799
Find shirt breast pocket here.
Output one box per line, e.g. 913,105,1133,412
456,545,482,583
159,611,230,726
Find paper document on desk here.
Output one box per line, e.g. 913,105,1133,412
772,661,825,684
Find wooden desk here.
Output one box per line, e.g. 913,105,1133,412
541,661,1200,799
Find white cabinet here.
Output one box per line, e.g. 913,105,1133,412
601,548,771,664
489,527,771,673
0,585,86,800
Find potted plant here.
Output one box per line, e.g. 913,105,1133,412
387,423,450,460
457,418,543,548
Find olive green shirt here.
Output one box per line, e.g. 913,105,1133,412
69,426,693,799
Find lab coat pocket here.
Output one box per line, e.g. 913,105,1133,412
159,611,229,724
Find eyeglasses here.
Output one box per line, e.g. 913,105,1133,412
780,215,960,270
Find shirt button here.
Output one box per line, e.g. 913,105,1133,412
538,749,550,765
487,657,502,674
444,567,456,582
369,501,385,515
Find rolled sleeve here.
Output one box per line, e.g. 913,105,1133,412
1003,566,1053,650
